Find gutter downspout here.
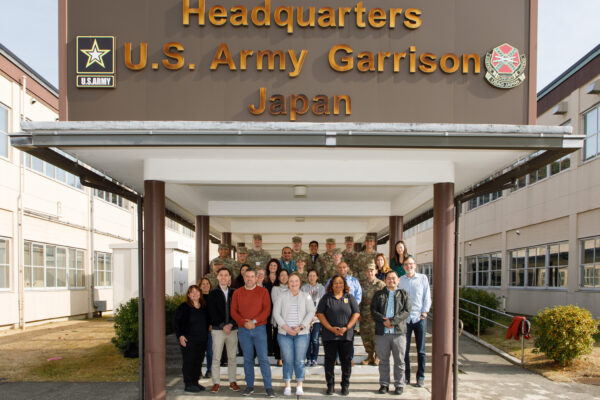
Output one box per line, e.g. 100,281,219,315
17,76,26,329
453,199,461,400
137,198,144,400
89,187,96,316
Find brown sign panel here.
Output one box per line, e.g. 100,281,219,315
64,0,533,123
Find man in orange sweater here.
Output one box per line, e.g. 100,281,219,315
231,268,274,397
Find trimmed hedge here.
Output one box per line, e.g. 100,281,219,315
111,294,187,356
459,288,500,334
533,305,599,366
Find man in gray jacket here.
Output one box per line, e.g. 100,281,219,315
370,271,411,395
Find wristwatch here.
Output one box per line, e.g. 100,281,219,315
252,319,257,324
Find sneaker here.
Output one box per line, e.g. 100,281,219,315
311,360,317,367
243,387,254,396
295,387,304,396
230,382,241,392
266,388,276,398
416,378,425,388
378,386,389,394
283,386,292,396
394,386,403,395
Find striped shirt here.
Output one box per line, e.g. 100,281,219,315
286,295,300,327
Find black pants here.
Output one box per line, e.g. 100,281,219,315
267,323,281,360
324,340,353,388
180,338,206,387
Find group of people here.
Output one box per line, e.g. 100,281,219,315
174,236,431,397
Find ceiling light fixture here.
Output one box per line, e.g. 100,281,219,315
294,185,307,198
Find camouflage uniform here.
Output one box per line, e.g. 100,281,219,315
295,269,309,285
203,271,218,288
342,249,358,270
359,276,385,364
292,249,310,264
210,256,236,273
247,248,272,269
318,251,338,285
354,250,378,286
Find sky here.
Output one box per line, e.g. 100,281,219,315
0,0,598,92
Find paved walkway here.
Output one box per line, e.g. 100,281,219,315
1,335,599,400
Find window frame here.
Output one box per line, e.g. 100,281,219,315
94,251,113,288
465,252,502,288
0,237,9,290
583,103,600,161
24,240,85,290
0,104,9,160
509,241,569,289
580,236,600,290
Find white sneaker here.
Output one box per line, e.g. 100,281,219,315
296,387,304,396
283,386,292,396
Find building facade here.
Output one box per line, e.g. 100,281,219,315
406,45,600,317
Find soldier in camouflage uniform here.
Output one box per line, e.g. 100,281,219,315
232,246,249,280
246,233,272,269
342,236,359,270
203,259,224,288
319,240,340,284
295,259,309,285
354,234,379,286
360,261,386,365
210,243,236,274
291,236,310,264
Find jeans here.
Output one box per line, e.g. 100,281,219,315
203,333,213,372
307,322,321,362
238,325,272,388
323,340,353,388
404,319,426,382
277,333,310,382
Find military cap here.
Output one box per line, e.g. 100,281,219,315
218,243,229,250
333,248,342,255
212,259,225,266
326,238,336,244
292,236,302,243
365,234,376,242
253,234,263,240
366,259,377,270
237,246,248,254
344,236,354,242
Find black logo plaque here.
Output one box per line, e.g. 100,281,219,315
76,36,116,88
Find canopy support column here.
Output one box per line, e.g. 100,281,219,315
195,215,209,279
389,216,403,262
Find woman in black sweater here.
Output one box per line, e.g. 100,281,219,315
174,284,209,393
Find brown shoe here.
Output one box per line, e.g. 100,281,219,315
210,384,220,393
277,359,283,366
360,359,370,365
351,360,355,366
229,382,240,392
372,357,380,366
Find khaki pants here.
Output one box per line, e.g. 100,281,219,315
211,329,238,384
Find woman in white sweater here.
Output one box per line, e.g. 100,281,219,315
273,273,316,396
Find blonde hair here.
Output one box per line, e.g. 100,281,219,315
375,253,391,273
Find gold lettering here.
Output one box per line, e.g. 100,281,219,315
337,7,352,27
419,53,437,73
269,95,287,115
354,2,366,28
209,6,227,26
297,7,315,27
368,8,386,28
409,46,416,73
312,95,330,115
230,6,248,26
274,6,294,34
124,42,147,70
162,42,184,70
210,43,237,70
377,52,391,72
393,52,406,72
462,54,481,74
240,50,254,70
183,0,204,26
288,49,307,78
251,0,271,26
290,94,309,121
249,87,266,115
389,8,403,28
334,95,351,115
257,50,285,71
329,45,353,72
440,53,459,73
357,52,375,72
317,8,336,27
404,8,422,29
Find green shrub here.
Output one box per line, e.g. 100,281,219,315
459,288,500,334
533,305,599,366
112,294,187,354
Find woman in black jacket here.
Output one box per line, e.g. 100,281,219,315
174,284,209,393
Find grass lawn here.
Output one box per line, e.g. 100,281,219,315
0,317,138,382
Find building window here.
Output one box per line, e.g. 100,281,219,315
0,106,8,158
417,218,433,232
94,189,126,209
509,242,568,288
23,154,82,189
24,241,85,289
466,252,502,287
403,225,416,238
166,217,195,238
0,238,8,288
94,252,112,287
580,237,600,289
584,104,599,160
418,262,433,286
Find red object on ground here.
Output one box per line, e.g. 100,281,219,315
506,316,531,340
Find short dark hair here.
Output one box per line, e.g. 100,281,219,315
309,240,319,247
325,274,349,294
308,268,319,277
244,267,256,275
385,270,399,279
217,267,231,276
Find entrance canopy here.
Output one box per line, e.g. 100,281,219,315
14,121,580,252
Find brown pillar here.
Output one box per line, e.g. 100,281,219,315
143,181,166,400
195,216,209,279
389,216,403,263
223,232,232,257
432,182,455,400
237,242,245,248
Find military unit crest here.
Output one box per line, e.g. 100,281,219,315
485,43,527,89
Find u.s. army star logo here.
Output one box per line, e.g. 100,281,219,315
76,36,116,88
